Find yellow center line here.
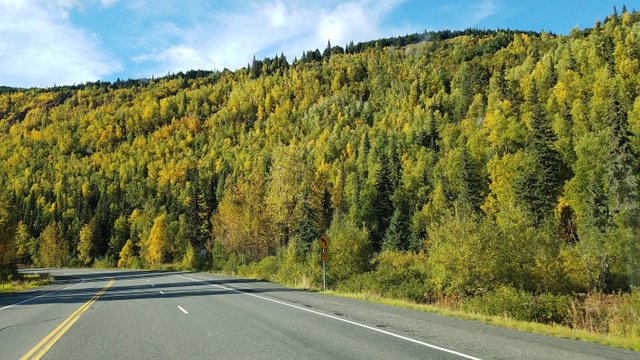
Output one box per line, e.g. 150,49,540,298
20,278,115,360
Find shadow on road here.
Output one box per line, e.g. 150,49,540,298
0,270,290,308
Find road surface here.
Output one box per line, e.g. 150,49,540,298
0,268,637,359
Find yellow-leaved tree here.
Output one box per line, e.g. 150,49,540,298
38,222,68,268
77,220,95,266
118,239,136,268
144,213,170,267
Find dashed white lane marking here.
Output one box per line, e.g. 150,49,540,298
177,274,481,360
177,305,189,314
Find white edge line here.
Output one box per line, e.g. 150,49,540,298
176,275,480,360
0,278,85,310
177,305,189,314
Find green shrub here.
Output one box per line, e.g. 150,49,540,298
531,293,571,324
221,252,243,274
462,286,534,321
275,242,316,288
181,243,197,271
326,216,372,285
338,251,430,302
239,255,280,280
462,286,571,324
426,213,497,295
93,257,116,269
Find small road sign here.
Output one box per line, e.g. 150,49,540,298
320,251,329,262
317,234,330,250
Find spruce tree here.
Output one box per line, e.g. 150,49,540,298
525,83,564,224
382,194,411,251
185,170,210,255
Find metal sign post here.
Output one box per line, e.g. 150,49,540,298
322,252,326,291
318,235,330,291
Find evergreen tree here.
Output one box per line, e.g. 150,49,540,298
185,170,210,254
323,40,332,58
605,97,638,215
382,194,411,251
93,193,111,257
372,153,395,250
524,83,564,224
294,191,321,253
0,199,16,275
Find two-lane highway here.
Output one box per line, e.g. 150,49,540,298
1,269,638,359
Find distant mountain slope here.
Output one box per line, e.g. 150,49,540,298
1,10,639,301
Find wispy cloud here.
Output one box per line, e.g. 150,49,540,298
466,0,498,26
0,0,120,87
131,0,408,77
0,0,501,86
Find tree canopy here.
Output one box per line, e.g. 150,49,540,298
1,10,639,297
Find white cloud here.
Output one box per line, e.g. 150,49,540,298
132,0,409,77
0,0,120,87
466,0,498,26
99,0,118,7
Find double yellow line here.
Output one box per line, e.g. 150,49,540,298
20,278,115,360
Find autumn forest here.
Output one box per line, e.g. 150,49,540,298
1,8,640,338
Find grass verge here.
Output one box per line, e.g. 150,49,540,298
0,273,51,293
322,290,640,352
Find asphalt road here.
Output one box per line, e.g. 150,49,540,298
0,269,637,360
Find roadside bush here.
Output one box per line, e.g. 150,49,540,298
275,241,315,288
326,216,372,285
461,286,571,324
426,213,497,296
338,251,430,302
93,257,116,269
568,290,640,336
221,252,244,274
239,255,280,281
235,242,319,289
181,243,197,271
613,289,640,337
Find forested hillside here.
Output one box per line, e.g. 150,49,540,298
1,9,640,331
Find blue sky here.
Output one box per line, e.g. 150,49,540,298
0,0,632,88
